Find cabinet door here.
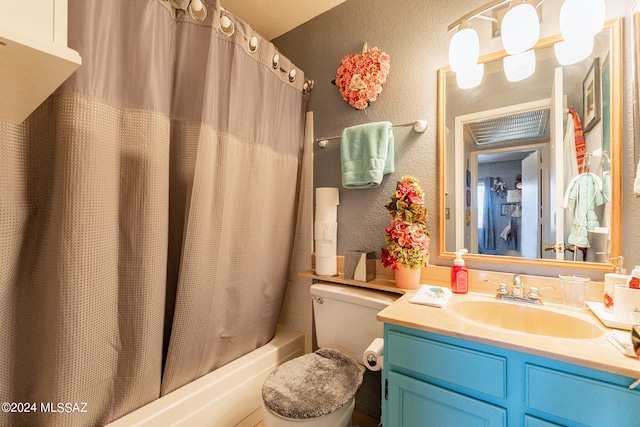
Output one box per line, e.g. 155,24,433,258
387,371,506,427
526,364,640,425
524,415,562,427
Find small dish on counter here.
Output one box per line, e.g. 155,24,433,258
587,301,633,331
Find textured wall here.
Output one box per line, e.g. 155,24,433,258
274,0,640,279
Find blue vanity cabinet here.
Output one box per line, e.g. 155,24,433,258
382,324,640,427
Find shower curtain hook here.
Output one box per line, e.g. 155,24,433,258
188,0,207,20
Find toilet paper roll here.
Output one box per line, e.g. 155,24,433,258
314,222,337,240
315,256,337,276
316,187,339,206
363,338,384,372
315,205,337,223
604,273,628,313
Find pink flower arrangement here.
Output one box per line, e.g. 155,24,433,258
332,46,390,110
381,176,430,270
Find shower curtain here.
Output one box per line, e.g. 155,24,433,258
0,1,309,426
481,177,497,251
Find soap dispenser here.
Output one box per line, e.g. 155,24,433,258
451,249,468,294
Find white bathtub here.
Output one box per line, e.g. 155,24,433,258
106,326,305,427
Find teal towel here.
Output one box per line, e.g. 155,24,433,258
340,121,394,189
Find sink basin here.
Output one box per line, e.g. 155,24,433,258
451,300,603,339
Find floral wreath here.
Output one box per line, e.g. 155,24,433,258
332,44,390,110
381,176,430,270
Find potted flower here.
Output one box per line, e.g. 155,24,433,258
381,176,430,289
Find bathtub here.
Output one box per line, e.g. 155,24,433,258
106,326,305,427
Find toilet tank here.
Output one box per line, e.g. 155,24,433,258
311,282,399,363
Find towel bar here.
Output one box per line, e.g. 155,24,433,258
317,120,427,147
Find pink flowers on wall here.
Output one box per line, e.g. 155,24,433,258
333,45,390,110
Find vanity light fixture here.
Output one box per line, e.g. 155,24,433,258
503,49,536,82
560,0,605,40
456,63,485,89
553,35,595,65
501,1,540,55
448,21,480,73
447,0,605,89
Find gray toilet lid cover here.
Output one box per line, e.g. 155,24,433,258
262,348,363,419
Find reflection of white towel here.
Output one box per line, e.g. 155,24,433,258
635,158,640,196
500,223,511,241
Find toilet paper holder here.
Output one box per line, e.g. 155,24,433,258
363,338,385,371
366,353,379,367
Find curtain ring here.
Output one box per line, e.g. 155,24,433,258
272,54,280,69
288,69,297,82
248,36,258,53
303,78,314,94
220,15,234,35
188,1,207,21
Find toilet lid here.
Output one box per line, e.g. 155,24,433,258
262,348,363,419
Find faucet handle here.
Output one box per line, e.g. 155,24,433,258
528,286,554,299
496,283,508,295
485,279,509,295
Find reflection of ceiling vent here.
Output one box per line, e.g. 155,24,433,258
465,108,550,146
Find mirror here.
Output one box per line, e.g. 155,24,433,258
438,18,622,271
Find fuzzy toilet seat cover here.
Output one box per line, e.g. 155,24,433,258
262,348,364,419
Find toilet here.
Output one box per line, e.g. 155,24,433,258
261,282,398,426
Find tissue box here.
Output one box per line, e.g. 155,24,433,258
344,251,376,282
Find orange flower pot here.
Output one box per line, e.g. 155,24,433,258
395,264,422,290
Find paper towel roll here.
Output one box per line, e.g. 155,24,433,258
316,187,339,206
363,338,384,371
315,187,339,276
315,257,337,276
604,273,628,313
315,205,337,222
314,222,337,240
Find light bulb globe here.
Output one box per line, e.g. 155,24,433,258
503,50,536,82
449,27,480,73
501,3,540,55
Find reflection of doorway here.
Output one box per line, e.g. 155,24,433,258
521,151,541,258
470,146,545,257
453,98,552,254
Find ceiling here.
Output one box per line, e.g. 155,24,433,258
220,0,347,40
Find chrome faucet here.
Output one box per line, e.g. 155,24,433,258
511,274,525,298
486,275,554,305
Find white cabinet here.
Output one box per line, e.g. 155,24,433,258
0,0,81,124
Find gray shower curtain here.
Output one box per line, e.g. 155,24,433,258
0,1,308,426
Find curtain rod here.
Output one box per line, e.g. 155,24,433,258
316,120,427,147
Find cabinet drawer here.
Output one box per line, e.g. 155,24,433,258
387,371,506,427
526,364,640,425
388,331,506,399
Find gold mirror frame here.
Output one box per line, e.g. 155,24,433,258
438,18,622,272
